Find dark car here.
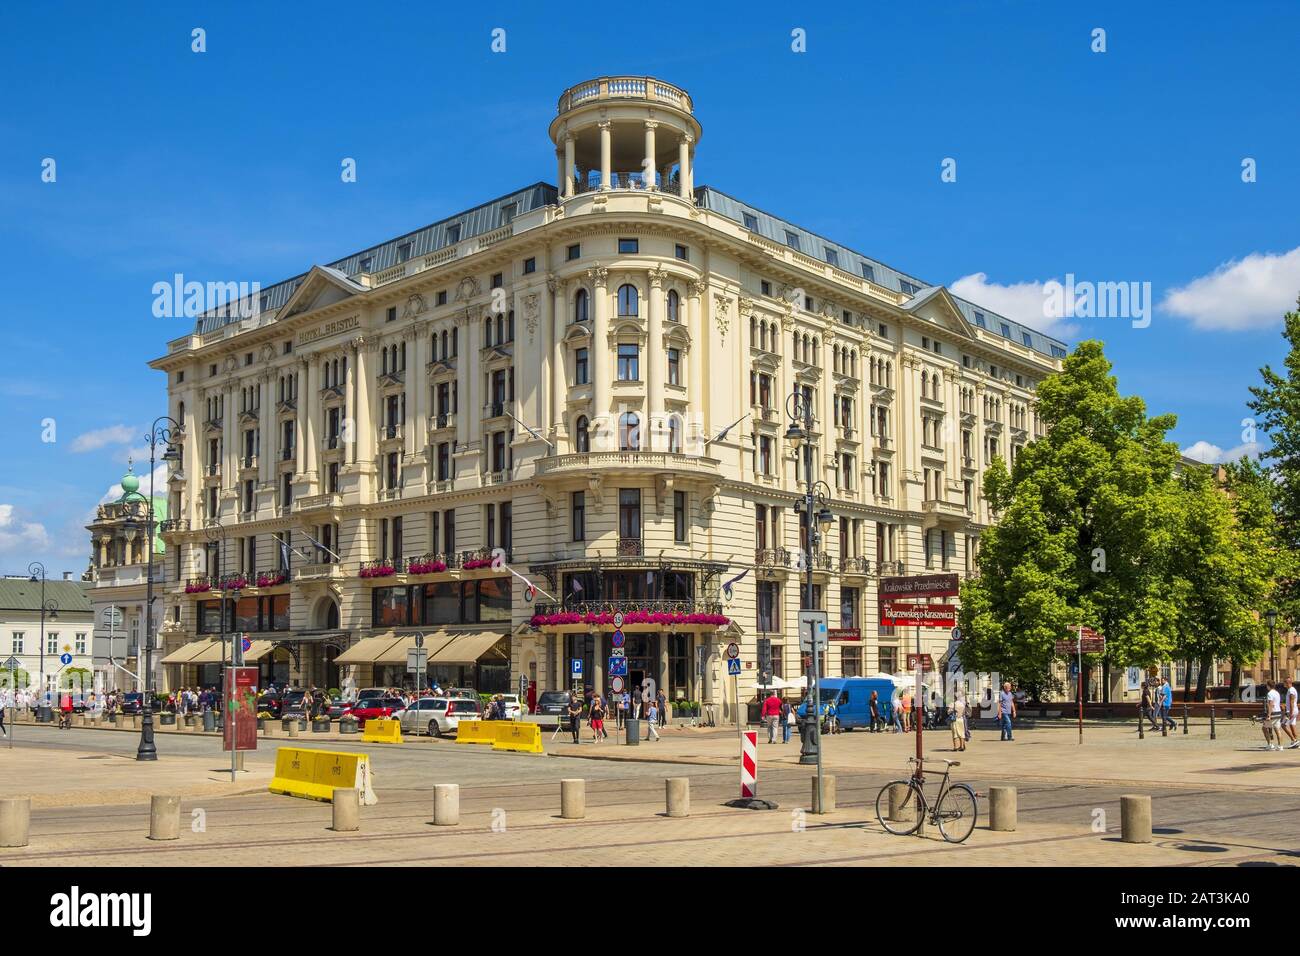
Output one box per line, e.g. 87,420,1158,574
279,690,309,718
119,692,144,715
536,691,571,716
256,693,283,718
326,697,353,719
349,697,405,727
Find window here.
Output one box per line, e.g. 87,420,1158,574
436,290,448,306
668,415,681,453
1051,345,1067,359
742,212,759,230
617,284,639,316
675,244,689,261
840,587,860,629
1000,323,1011,338
397,242,412,263
783,230,801,251
667,348,680,386
878,323,889,339
860,262,876,282
446,224,461,243
573,288,590,324
11,633,22,653
386,306,397,323
618,238,639,254
757,582,779,633
666,289,680,323
491,272,503,289
760,280,771,296
618,489,642,543
523,257,536,274
900,279,920,296
824,247,839,267
47,633,58,655
842,646,862,677
575,348,589,385
619,412,640,450
674,491,687,542
973,311,986,328
758,436,773,475
1022,331,1033,347
575,415,590,452
500,203,517,224
566,243,581,261
617,344,639,381
437,443,451,481
572,491,586,541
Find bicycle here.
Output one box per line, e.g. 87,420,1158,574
875,756,978,844
58,710,73,730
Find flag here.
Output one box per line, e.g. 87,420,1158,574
572,577,584,593
524,584,536,603
279,537,292,569
721,567,749,603
300,529,340,562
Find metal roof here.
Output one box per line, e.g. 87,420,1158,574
0,578,93,614
695,186,1068,359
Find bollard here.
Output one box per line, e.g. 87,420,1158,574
112,714,123,729
560,778,586,819
0,797,31,848
1120,794,1152,844
811,775,837,814
887,783,914,822
989,786,1017,831
1137,702,1144,739
1210,702,1216,740
148,794,181,841
288,722,299,738
331,788,360,832
665,778,690,817
1182,703,1188,735
130,715,140,730
263,722,276,738
433,784,460,826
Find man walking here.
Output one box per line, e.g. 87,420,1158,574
645,698,661,741
656,687,667,727
761,690,782,743
566,692,583,745
997,682,1016,741
1285,677,1300,749
1263,680,1284,751
1160,679,1176,731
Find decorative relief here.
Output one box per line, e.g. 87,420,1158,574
586,265,609,287
713,294,731,344
402,293,427,318
454,276,479,303
523,293,540,340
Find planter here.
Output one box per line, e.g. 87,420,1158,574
311,720,331,733
339,719,359,735
257,717,267,731
282,718,307,732
159,713,176,726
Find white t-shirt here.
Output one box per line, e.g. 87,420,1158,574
1267,688,1282,715
1287,686,1298,716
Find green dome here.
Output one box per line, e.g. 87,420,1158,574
119,460,140,497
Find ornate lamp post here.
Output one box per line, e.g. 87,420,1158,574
784,391,834,769
26,562,58,720
120,416,182,761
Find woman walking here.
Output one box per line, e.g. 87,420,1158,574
589,694,607,742
951,691,968,752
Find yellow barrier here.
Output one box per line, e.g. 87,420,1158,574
269,747,378,804
362,718,403,744
492,721,545,755
454,719,495,745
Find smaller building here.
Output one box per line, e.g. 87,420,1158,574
0,576,94,700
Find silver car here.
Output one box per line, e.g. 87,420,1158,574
395,697,482,737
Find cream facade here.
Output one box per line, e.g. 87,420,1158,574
149,76,1064,712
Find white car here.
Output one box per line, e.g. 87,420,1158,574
395,697,482,737
499,694,524,719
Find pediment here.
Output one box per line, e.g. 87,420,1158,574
279,266,364,320
900,286,977,341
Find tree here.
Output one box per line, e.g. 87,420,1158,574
958,341,1182,694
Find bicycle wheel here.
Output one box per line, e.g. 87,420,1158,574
875,779,925,836
936,783,978,843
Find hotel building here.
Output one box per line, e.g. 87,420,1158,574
149,76,1065,713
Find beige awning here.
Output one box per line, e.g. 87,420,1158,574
188,640,231,664
159,640,216,665
243,640,276,661
429,631,508,664
334,632,402,664
374,633,436,664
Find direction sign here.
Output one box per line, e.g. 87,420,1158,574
104,607,123,628
610,675,625,694
907,653,935,673
798,610,829,652
611,629,625,648
727,658,742,676
571,658,584,677
406,647,428,673
880,573,960,599
59,653,73,666
613,611,624,629
880,602,957,628
1056,636,1105,656
608,656,627,677
725,641,740,660
3,656,20,670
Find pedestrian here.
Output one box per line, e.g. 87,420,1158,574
656,688,667,727
891,694,903,732
645,699,661,741
566,692,583,745
1140,680,1156,731
951,690,967,752
997,681,1016,741
616,691,627,729
761,690,782,743
825,697,839,735
780,696,794,743
901,692,912,732
0,688,8,738
1285,677,1300,749
868,690,882,732
1262,680,1284,751
1160,679,1176,731
589,694,607,742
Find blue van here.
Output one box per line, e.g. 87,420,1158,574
797,677,898,731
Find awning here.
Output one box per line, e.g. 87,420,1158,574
334,632,402,665
189,640,230,664
374,633,427,664
429,631,508,664
243,640,277,662
159,640,216,665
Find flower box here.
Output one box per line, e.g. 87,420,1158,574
406,560,448,575
462,557,494,570
256,572,287,587
359,564,396,579
219,577,249,591
311,719,331,733
528,610,730,628
184,583,211,594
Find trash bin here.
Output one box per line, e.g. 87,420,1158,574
202,710,216,732
36,705,53,723
625,718,641,746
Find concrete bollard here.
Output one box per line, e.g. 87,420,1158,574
112,714,123,729
148,794,181,841
288,722,299,738
1210,702,1217,740
0,797,31,848
433,784,460,826
331,788,360,832
561,778,586,819
887,783,914,822
263,722,276,737
665,778,690,817
811,775,837,814
989,786,1017,831
1121,794,1152,844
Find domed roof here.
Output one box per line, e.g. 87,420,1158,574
119,459,140,498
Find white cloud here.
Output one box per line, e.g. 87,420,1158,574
1180,440,1262,464
1162,247,1300,331
950,272,1079,338
70,424,138,453
0,503,52,554
98,462,169,505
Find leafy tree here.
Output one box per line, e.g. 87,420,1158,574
958,341,1181,694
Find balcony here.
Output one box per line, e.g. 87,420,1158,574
753,405,778,423
616,537,643,557
379,423,403,443
239,455,258,472
281,447,295,462
293,492,341,515
482,401,508,422
807,551,832,572
206,463,220,478
295,562,342,582
184,576,213,594
430,412,455,431
535,451,719,480
755,548,791,569
921,498,971,529
557,76,694,116
840,556,872,576
359,558,405,579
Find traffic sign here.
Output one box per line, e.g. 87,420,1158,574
610,675,625,694
727,658,742,676
608,656,627,677
104,607,123,628
414,632,425,648
571,658,583,677
798,610,829,652
880,602,957,628
59,653,72,666
241,636,252,653
613,611,624,629
906,653,935,673
609,646,626,658
725,641,740,660
951,626,962,641
406,647,428,673
611,629,625,648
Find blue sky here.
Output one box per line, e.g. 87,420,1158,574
2,0,1297,574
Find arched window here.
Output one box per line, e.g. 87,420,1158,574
575,415,590,453
667,289,680,323
617,284,639,317
574,288,589,324
750,316,757,343
484,317,492,347
451,327,458,356
619,412,640,451
431,333,438,362
850,350,857,377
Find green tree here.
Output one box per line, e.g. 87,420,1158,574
958,341,1181,695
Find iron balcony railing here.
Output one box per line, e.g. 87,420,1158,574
755,547,791,568
616,537,643,557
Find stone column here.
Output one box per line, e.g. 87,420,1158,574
258,371,273,489
644,122,658,187
680,134,694,196
408,328,427,461
347,340,359,465
646,269,665,447
548,275,566,439
295,358,308,474
599,122,612,190
900,354,920,507
821,330,836,486
591,267,611,445
563,135,575,198
688,280,705,446
222,384,235,490
555,148,565,198
303,358,318,482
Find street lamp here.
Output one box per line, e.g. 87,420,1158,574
1265,608,1279,683
120,416,182,761
27,562,59,720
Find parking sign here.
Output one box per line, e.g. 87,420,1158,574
571,658,583,677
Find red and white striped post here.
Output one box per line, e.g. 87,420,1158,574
740,730,758,798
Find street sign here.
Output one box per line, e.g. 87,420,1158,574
406,648,428,673
907,653,936,673
756,636,772,672
414,632,425,648
798,610,829,652
608,656,627,677
609,646,626,658
727,658,742,676
725,641,740,660
611,629,625,648
951,626,962,641
610,675,625,694
880,602,957,628
59,653,72,666
1055,635,1105,656
104,607,123,628
613,611,624,628
571,658,583,677
241,636,252,653
881,573,960,599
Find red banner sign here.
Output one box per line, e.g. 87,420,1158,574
223,666,259,752
880,574,960,599
880,602,957,628
827,628,861,642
